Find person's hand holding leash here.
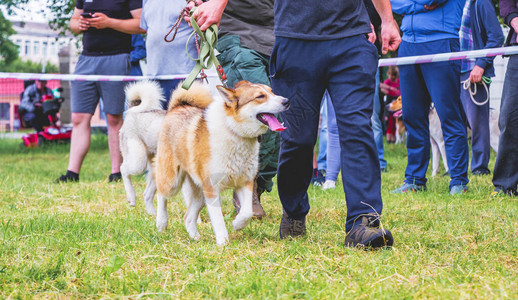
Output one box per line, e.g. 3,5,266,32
469,65,484,83
184,0,227,31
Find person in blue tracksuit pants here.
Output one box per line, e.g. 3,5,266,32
270,0,401,248
391,0,470,195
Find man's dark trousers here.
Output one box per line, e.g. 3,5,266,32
270,35,382,232
460,72,491,174
493,55,518,191
398,39,469,189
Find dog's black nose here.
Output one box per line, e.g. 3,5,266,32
282,98,290,108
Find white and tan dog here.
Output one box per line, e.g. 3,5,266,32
428,106,449,177
154,81,289,246
120,80,166,215
388,97,406,144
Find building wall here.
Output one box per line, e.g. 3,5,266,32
8,20,76,66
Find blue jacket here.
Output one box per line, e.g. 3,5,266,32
469,0,505,77
391,0,465,43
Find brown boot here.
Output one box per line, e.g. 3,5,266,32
252,185,266,219
232,190,241,215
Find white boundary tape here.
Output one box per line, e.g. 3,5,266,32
0,73,215,82
379,46,518,67
1,46,517,81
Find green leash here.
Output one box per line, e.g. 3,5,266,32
182,7,227,90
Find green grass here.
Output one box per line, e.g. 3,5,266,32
1,135,517,298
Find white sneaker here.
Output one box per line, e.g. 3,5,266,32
322,180,336,190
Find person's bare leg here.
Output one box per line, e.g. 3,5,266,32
106,113,123,174
67,113,93,173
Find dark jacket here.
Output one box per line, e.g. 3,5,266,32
500,0,518,45
470,0,505,77
19,84,52,114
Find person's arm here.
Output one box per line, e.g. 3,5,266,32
88,9,145,34
372,0,402,54
184,0,228,31
470,0,505,82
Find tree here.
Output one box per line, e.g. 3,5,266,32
2,0,76,35
0,58,59,73
0,10,19,64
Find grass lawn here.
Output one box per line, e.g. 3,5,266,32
0,134,517,298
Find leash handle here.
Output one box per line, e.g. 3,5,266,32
181,6,228,90
461,77,489,106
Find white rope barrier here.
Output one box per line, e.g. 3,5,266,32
1,46,517,81
378,46,518,67
0,73,215,81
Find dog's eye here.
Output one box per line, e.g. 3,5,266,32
256,94,266,99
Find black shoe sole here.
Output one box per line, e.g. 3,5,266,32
345,233,394,250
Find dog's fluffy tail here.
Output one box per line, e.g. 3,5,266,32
168,81,213,111
125,80,165,111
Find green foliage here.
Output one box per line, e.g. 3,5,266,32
0,135,517,298
3,0,76,35
0,10,19,64
0,58,59,73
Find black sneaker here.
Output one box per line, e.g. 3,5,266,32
472,169,490,176
344,215,393,249
56,171,79,183
310,169,319,185
109,172,122,182
279,211,306,239
313,169,326,186
491,186,518,197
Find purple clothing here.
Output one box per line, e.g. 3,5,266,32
500,0,518,25
500,0,518,45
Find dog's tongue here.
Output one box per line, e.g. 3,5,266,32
260,113,286,132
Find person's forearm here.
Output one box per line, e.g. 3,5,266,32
108,18,145,34
373,0,396,22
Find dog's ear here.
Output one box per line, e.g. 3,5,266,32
217,85,238,107
233,80,249,88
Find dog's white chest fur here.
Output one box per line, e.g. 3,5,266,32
205,105,259,190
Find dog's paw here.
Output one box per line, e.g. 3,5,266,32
188,231,201,241
232,218,251,231
127,197,136,207
146,205,157,216
215,236,229,247
156,219,168,232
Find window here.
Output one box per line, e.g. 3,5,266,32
33,41,39,55
25,41,30,55
43,41,48,56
